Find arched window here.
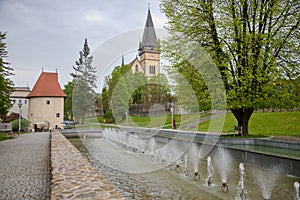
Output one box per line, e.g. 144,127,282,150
135,65,139,72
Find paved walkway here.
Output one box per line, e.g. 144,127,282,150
0,132,51,200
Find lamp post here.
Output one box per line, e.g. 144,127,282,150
18,102,22,135
171,101,176,129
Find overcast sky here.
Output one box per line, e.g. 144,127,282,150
0,0,168,91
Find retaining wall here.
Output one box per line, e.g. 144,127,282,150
51,130,123,200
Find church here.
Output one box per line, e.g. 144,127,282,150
128,8,160,78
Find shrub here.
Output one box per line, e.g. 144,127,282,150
11,119,30,132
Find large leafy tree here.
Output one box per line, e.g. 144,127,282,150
71,38,97,123
0,32,14,120
102,64,131,121
161,0,300,135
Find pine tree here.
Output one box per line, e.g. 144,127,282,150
0,32,14,120
71,38,97,123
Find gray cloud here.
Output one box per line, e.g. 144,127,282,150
0,0,167,90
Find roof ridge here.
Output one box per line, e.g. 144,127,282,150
27,72,66,98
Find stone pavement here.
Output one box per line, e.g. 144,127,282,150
51,130,123,200
0,132,51,200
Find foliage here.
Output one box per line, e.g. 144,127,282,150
63,80,74,120
0,32,14,120
0,133,8,141
101,87,109,113
103,109,114,123
102,63,173,121
11,118,30,132
161,0,300,135
70,38,97,123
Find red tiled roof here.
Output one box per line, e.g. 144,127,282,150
27,72,67,98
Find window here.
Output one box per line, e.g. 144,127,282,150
46,100,50,105
24,100,27,104
12,99,16,104
19,99,22,103
56,113,60,117
135,65,139,72
149,65,156,74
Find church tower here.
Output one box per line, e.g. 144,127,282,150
138,7,160,78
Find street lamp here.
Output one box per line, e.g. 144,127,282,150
171,101,176,129
18,102,22,135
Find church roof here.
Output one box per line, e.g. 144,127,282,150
128,56,140,67
139,8,158,50
27,72,66,98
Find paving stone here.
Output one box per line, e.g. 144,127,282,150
0,132,51,200
51,130,124,200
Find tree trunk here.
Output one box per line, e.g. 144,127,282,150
231,108,254,136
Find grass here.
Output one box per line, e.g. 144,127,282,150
198,111,300,137
83,111,300,137
0,133,9,141
84,113,206,129
122,113,206,129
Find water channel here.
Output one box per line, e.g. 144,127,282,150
68,128,300,200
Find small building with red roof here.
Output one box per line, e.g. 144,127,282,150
27,71,66,130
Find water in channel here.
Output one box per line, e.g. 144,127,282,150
68,129,300,200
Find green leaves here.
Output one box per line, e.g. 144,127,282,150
70,38,98,123
161,0,300,110
0,32,14,119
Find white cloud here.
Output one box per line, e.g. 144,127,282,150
83,11,103,22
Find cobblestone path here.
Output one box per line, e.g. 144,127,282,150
0,132,51,200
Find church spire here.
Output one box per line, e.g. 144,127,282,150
139,7,158,54
121,54,125,66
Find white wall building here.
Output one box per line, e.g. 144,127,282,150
27,72,66,130
9,87,30,119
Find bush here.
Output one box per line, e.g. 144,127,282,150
11,119,30,132
103,109,114,123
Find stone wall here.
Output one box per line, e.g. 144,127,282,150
51,130,123,199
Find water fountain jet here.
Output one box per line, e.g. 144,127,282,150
214,147,232,190
295,181,300,200
221,182,228,193
205,156,214,187
183,155,188,176
236,163,246,200
187,143,200,181
251,166,281,200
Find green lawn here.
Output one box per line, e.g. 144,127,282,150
198,111,300,137
0,133,8,141
83,111,300,137
85,113,205,129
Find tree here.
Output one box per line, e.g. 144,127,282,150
104,64,131,99
161,0,300,135
101,87,110,114
71,38,97,123
0,32,14,120
63,80,74,120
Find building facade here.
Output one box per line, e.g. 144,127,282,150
27,72,66,130
9,87,30,120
